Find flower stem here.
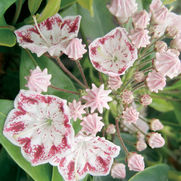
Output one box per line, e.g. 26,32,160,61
56,57,87,89
98,72,103,84
12,0,23,25
132,123,147,136
25,49,38,67
75,60,89,88
115,119,129,155
50,85,80,95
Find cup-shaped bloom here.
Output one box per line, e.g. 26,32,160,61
80,113,104,136
50,135,120,181
150,119,163,131
68,100,86,121
122,106,139,124
83,84,112,113
3,90,74,165
132,10,150,29
65,38,87,60
155,49,181,79
146,70,166,93
129,29,150,49
127,153,145,172
111,163,126,179
147,132,165,149
89,27,138,76
15,14,81,57
108,76,122,90
25,66,51,93
107,0,137,23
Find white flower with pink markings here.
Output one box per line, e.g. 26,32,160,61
50,135,120,181
15,14,81,57
3,90,74,166
89,27,138,76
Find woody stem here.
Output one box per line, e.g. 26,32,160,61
50,85,80,95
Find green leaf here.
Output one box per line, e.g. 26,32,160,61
0,0,16,17
163,0,176,5
0,99,52,181
37,0,61,22
60,0,77,9
51,167,64,181
171,102,181,124
142,0,152,11
129,164,169,181
0,28,16,47
28,0,43,15
77,0,93,16
20,50,78,101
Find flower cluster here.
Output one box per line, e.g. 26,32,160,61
3,0,181,180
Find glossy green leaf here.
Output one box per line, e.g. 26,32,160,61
28,0,43,15
37,0,61,22
0,100,52,181
129,164,169,181
60,0,77,9
51,167,64,181
20,50,78,101
77,0,93,16
0,0,16,17
0,28,16,47
171,102,181,124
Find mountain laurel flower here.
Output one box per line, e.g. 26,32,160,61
68,100,86,121
132,10,150,29
51,135,120,181
108,76,122,90
129,29,150,49
80,113,104,136
89,27,138,76
155,41,167,53
134,71,145,83
127,152,145,172
122,90,134,104
171,33,181,52
122,106,139,124
155,49,181,79
166,26,178,38
15,14,81,57
136,140,147,152
111,163,126,179
107,0,137,23
140,94,152,106
65,38,87,60
147,132,165,149
137,131,145,140
106,124,116,134
150,119,164,131
3,90,74,166
25,66,51,93
146,70,166,93
152,6,168,24
83,84,112,113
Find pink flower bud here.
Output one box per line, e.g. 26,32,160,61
128,153,145,172
122,90,134,104
150,119,164,131
136,140,147,152
106,124,116,134
111,163,126,179
170,33,181,51
132,10,150,29
140,94,152,106
122,106,139,124
152,6,168,24
65,38,87,60
108,76,122,90
166,26,178,38
134,71,145,83
137,131,145,140
25,66,51,93
155,41,167,53
129,29,150,48
147,132,165,149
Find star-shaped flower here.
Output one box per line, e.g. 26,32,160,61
3,90,74,165
83,84,112,113
50,135,120,181
15,14,81,57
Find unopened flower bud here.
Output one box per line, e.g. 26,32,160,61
127,152,145,172
155,41,167,53
147,132,165,149
170,33,181,51
136,140,147,152
111,163,126,179
134,71,145,83
150,119,163,131
108,76,122,90
140,94,152,106
122,90,134,104
106,124,116,134
166,26,178,38
137,131,145,140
